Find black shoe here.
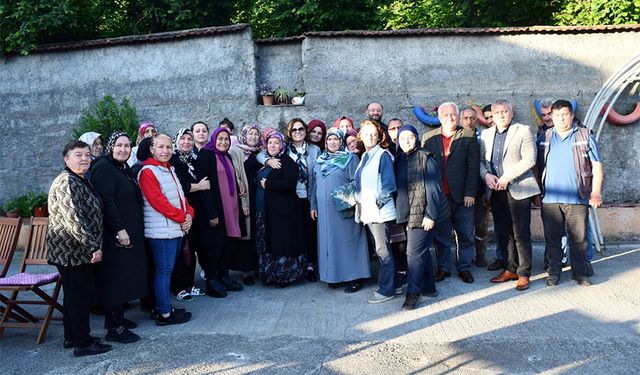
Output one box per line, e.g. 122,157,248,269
344,281,363,294
150,306,186,320
90,306,105,315
474,256,488,267
277,282,291,288
206,279,228,298
156,310,192,326
106,326,140,344
434,270,451,282
421,289,439,298
572,274,592,286
306,269,318,282
242,274,255,286
402,294,420,310
487,259,506,271
219,276,243,291
586,262,594,276
328,283,341,289
73,341,112,357
64,336,98,349
546,275,559,286
459,270,475,284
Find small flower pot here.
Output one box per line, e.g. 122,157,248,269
292,96,305,105
33,206,48,217
262,95,274,106
6,211,19,218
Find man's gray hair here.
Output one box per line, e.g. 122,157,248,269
539,98,555,108
460,107,477,117
438,102,459,116
491,99,513,112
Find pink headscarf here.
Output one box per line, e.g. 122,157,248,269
333,116,354,130
138,121,156,139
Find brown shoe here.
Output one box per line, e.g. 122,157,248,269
515,276,530,291
490,270,519,283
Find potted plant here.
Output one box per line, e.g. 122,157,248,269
291,89,306,105
274,87,289,105
29,192,48,217
260,83,274,106
2,198,20,218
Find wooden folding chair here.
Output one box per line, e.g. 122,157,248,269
0,217,63,344
0,217,35,323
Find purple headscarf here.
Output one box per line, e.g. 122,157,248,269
203,127,236,196
265,131,287,157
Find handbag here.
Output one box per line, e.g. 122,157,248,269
331,181,357,212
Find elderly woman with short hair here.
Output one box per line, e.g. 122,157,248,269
47,140,111,357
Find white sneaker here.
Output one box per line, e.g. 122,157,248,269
368,291,395,304
175,290,193,302
190,287,205,296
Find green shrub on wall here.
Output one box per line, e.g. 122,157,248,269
72,95,139,142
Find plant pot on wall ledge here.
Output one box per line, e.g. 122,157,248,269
33,206,48,217
262,95,274,106
5,211,19,218
291,96,305,105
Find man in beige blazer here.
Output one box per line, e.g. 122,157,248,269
479,100,540,290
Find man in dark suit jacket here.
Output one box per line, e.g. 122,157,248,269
422,102,480,284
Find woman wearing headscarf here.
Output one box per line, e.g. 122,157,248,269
354,119,398,304
345,128,365,157
307,119,327,152
168,128,210,301
78,132,104,160
138,133,194,325
89,131,149,343
394,125,449,310
310,128,370,293
333,116,355,134
47,140,111,357
195,127,245,297
128,120,158,167
259,119,321,282
229,124,262,285
256,131,306,287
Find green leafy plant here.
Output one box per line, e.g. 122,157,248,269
72,95,138,142
274,87,289,104
292,89,306,97
2,194,31,217
28,192,48,208
260,83,274,96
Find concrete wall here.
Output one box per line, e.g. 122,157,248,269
1,26,639,208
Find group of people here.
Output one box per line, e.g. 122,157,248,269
45,99,603,357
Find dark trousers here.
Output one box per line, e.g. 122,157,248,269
541,203,589,278
434,195,475,272
406,227,436,295
367,222,397,297
104,304,124,329
474,191,489,259
56,264,95,347
490,190,533,277
298,197,317,267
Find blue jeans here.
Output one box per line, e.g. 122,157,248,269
149,238,181,315
367,222,396,297
406,227,436,295
434,196,475,272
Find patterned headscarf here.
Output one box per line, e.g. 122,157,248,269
138,120,156,139
203,127,236,196
172,128,196,179
316,128,352,177
261,127,277,149
107,131,131,156
235,124,261,159
265,131,287,157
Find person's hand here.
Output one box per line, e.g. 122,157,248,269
310,210,317,221
422,218,435,231
260,178,267,189
484,173,499,190
181,214,192,232
194,177,210,191
496,177,509,191
90,250,103,263
239,182,246,197
266,158,281,169
116,229,130,246
463,196,475,207
532,194,542,208
209,218,219,227
589,191,603,208
243,206,250,217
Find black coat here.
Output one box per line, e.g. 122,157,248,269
193,148,227,249
89,156,149,306
263,155,304,257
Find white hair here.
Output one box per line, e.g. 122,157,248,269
438,102,459,116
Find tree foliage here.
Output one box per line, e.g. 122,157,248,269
72,95,139,142
1,0,638,55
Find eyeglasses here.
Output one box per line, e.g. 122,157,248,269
291,127,305,132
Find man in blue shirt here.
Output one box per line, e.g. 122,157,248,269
537,100,603,286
